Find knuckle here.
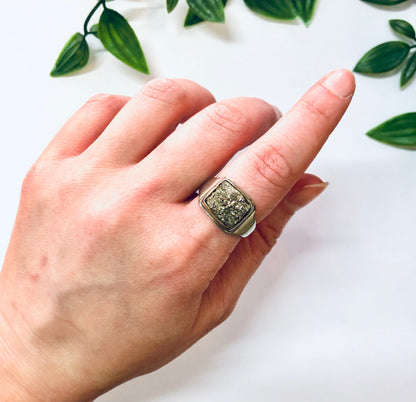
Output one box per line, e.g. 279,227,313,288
21,164,39,195
220,302,236,323
129,173,166,203
21,162,49,199
298,97,332,123
86,93,114,103
211,300,237,329
56,176,79,204
53,161,89,205
85,93,129,111
80,203,121,237
81,209,106,232
250,142,295,190
250,97,278,116
204,103,247,136
141,78,185,105
253,221,284,255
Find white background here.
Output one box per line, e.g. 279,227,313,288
1,0,416,401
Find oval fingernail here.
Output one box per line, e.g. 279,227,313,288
322,69,355,100
285,182,329,211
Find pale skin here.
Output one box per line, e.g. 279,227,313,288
0,69,355,401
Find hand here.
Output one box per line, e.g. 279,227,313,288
0,70,355,401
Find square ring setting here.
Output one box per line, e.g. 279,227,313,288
199,178,256,236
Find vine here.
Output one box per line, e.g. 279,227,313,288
50,0,317,77
50,0,415,148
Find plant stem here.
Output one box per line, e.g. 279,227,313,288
83,0,106,36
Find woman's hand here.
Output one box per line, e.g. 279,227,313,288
0,70,355,401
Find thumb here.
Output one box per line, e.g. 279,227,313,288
191,174,327,337
250,173,329,256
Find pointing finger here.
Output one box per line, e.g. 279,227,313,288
220,69,355,221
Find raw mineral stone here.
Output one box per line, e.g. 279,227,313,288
205,180,251,230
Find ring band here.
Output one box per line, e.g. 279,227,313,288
199,177,256,238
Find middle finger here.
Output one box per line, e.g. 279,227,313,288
138,97,281,201
87,78,216,166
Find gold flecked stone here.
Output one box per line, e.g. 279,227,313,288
205,180,251,230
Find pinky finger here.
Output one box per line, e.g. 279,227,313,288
41,93,131,160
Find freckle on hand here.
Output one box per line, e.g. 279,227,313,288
40,255,48,268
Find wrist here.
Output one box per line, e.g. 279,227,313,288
0,276,67,402
0,272,98,402
0,296,38,401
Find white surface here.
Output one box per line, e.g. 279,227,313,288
1,0,416,401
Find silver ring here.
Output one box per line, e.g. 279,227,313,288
199,177,256,238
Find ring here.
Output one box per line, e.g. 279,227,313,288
199,177,256,238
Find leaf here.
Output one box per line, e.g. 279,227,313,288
90,23,99,39
360,0,409,5
354,41,410,74
401,52,416,87
50,33,89,77
243,0,297,21
366,113,416,148
98,8,149,74
167,0,179,13
291,0,317,26
389,19,416,40
186,0,225,23
184,0,228,27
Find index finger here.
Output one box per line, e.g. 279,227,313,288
220,69,355,221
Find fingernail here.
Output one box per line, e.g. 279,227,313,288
285,182,329,211
322,69,355,100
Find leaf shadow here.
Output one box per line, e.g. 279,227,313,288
356,69,399,79
251,14,301,27
122,8,148,22
198,21,236,41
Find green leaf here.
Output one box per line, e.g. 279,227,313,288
186,0,225,23
50,33,89,77
366,112,416,148
291,0,317,26
98,8,149,74
360,0,409,5
243,0,297,21
167,0,179,13
185,0,228,27
90,23,99,39
401,52,416,87
389,19,416,40
354,41,410,74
